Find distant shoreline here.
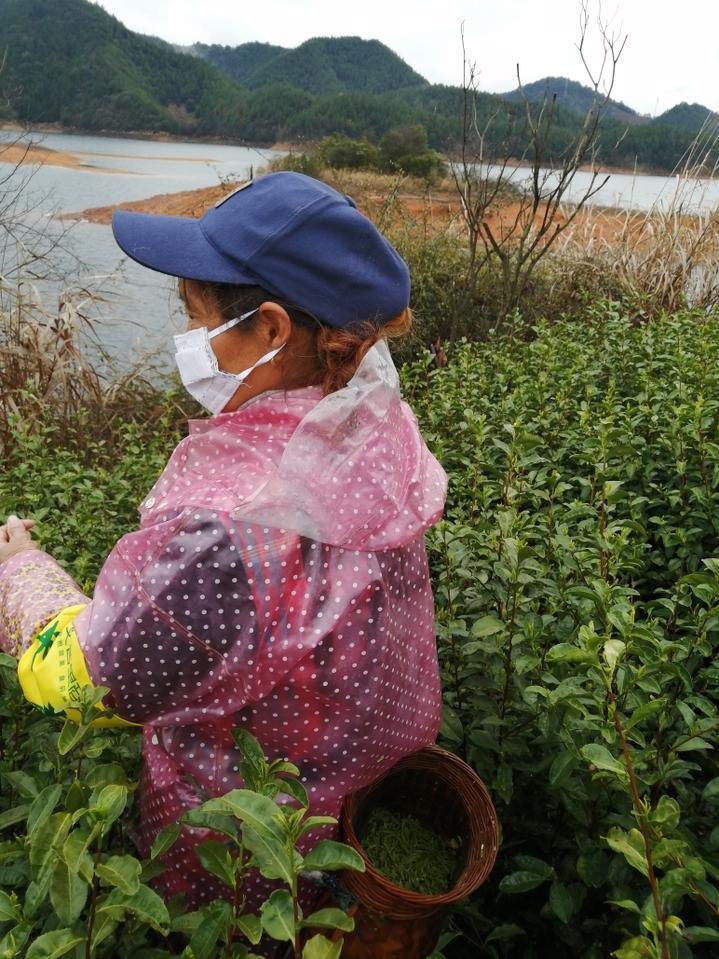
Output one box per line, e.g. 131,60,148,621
0,121,280,152
62,172,705,254
0,122,699,179
0,138,92,170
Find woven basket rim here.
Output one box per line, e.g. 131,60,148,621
340,745,499,912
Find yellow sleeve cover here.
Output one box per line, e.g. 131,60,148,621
17,605,139,728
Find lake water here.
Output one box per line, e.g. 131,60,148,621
3,130,719,372
1,130,281,373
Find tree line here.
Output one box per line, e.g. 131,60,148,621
0,0,713,173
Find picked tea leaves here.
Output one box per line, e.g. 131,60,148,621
361,806,459,894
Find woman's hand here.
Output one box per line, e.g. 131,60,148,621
0,515,39,566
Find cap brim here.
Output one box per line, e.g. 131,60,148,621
111,209,257,285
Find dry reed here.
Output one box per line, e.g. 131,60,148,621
0,277,184,457
554,120,719,316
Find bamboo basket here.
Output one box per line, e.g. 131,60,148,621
336,745,499,958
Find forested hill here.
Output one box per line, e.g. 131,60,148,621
655,102,718,132
190,42,286,86
502,76,644,126
0,0,248,136
0,0,715,173
191,37,428,95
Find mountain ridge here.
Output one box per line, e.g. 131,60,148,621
191,37,428,95
501,76,647,126
0,0,713,173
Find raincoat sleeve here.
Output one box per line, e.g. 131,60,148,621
2,507,387,729
0,550,88,658
0,551,135,725
67,508,327,726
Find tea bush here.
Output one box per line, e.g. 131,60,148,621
2,303,719,958
0,680,362,959
407,304,719,958
0,413,180,592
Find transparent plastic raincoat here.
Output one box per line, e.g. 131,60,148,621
0,341,447,909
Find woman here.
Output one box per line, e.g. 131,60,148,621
0,172,447,911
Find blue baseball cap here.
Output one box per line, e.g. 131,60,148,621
111,171,410,330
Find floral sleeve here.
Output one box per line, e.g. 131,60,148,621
0,550,88,658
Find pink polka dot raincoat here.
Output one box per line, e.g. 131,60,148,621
0,341,447,910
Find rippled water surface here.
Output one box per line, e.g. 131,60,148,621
1,130,281,372
3,130,719,371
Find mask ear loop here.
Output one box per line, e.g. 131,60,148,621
208,308,258,340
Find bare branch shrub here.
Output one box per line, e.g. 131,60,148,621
0,110,180,455
554,117,719,316
450,0,627,340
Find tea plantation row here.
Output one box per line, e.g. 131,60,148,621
1,303,719,957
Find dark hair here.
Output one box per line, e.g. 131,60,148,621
178,279,412,394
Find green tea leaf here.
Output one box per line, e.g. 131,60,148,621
24,870,53,919
95,854,142,895
605,827,648,877
242,824,294,884
602,639,625,673
233,729,267,768
684,926,719,942
261,889,296,942
93,784,128,828
181,808,238,839
0,804,30,830
625,699,665,730
150,821,182,859
2,770,39,799
438,705,463,745
89,913,118,950
675,737,713,752
499,870,551,894
29,812,72,875
50,857,88,924
0,890,18,922
62,828,96,882
0,921,33,956
548,752,577,786
581,744,627,780
195,840,235,888
650,795,681,832
514,855,553,879
612,936,654,959
302,934,343,959
298,816,337,838
57,719,90,756
278,777,309,808
549,881,574,923
65,781,89,815
471,615,504,637
703,777,719,800
609,900,641,914
237,913,263,944
302,840,365,873
99,883,170,932
269,760,301,778
202,789,284,841
26,929,83,959
85,763,131,789
485,924,525,941
546,644,596,663
302,907,355,933
26,784,63,837
184,900,232,959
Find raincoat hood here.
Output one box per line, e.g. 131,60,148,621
140,341,447,550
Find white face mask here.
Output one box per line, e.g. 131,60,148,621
173,309,285,414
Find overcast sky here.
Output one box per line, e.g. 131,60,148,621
97,0,718,117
